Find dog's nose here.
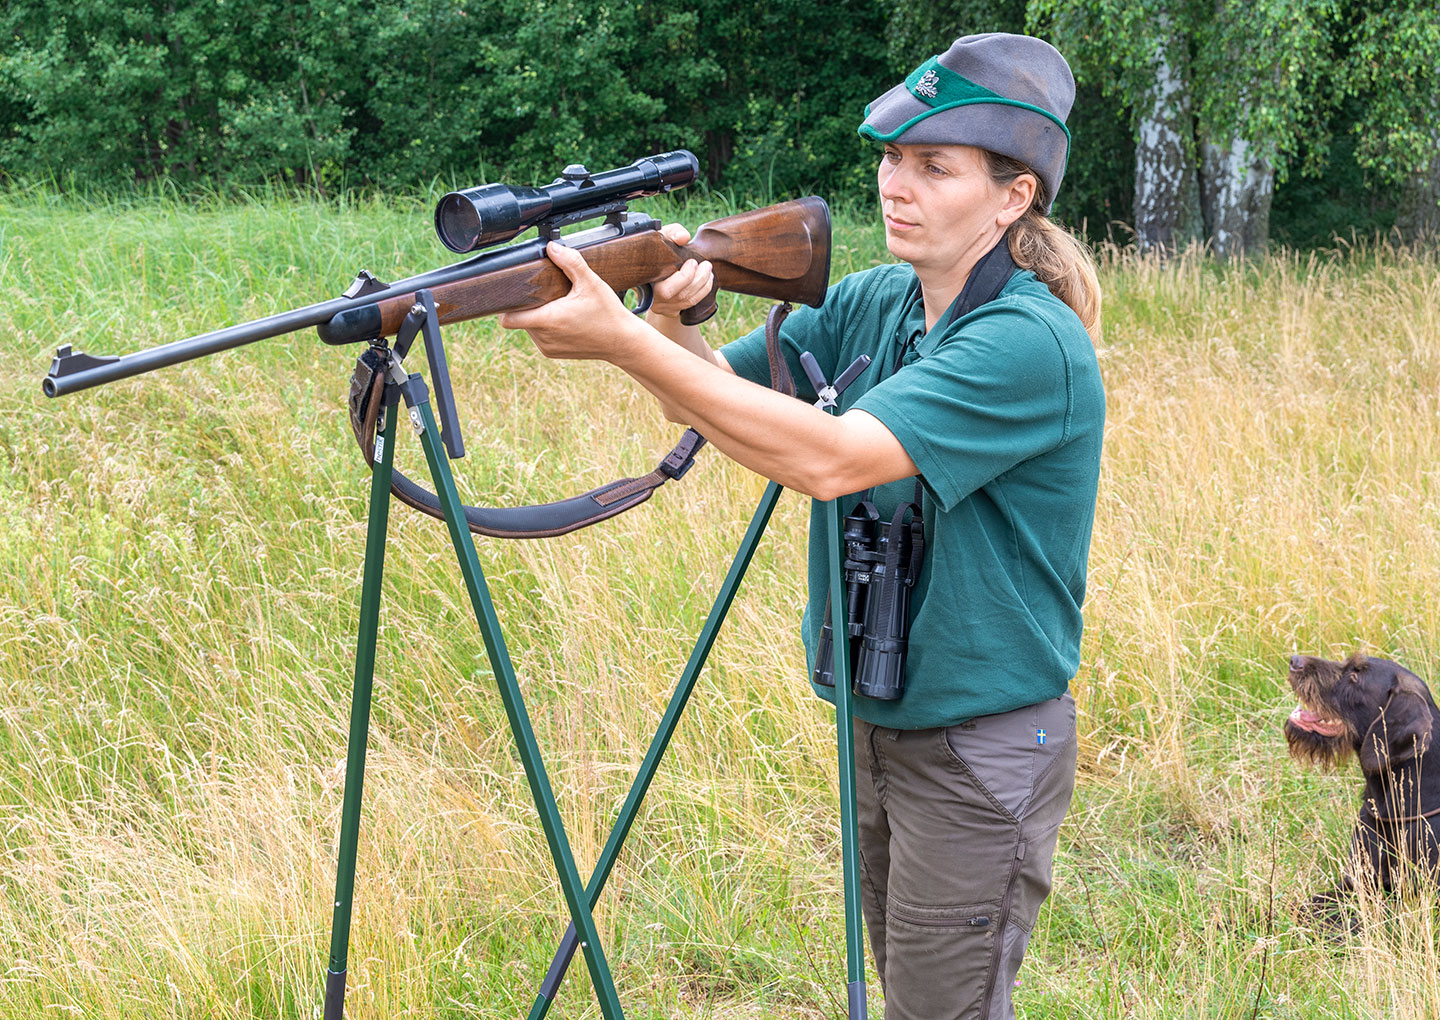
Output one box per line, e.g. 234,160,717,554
1290,655,1307,671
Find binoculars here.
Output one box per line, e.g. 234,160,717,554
813,497,925,700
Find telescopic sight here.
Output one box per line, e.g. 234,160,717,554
434,150,700,254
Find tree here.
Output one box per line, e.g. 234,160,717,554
1338,0,1440,243
1034,0,1338,256
0,0,359,188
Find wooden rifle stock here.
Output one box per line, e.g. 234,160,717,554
361,196,832,337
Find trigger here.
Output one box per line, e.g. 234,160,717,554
630,284,654,316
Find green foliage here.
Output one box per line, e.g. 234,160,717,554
1337,0,1440,186
0,0,360,188
1055,82,1135,239
884,0,1028,67
662,0,892,198
0,0,1428,242
1270,97,1397,247
0,0,890,201
346,0,712,184
1188,0,1340,179
1028,0,1437,224
1027,0,1166,113
1030,0,1341,180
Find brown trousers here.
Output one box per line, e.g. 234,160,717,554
855,694,1077,1020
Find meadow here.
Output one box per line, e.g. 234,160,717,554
1,187,1437,1019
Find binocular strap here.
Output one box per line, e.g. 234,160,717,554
346,301,796,540
877,493,924,607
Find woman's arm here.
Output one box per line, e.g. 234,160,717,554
499,240,918,501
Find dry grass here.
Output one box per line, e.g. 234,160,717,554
1,192,1438,1018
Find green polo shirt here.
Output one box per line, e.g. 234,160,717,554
721,261,1104,729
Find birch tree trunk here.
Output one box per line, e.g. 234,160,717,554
1199,135,1274,257
1394,126,1440,244
1133,21,1203,252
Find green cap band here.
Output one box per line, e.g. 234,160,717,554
859,56,1072,150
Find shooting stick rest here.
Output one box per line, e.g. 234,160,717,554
324,302,869,1020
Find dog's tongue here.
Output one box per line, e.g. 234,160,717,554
1289,705,1346,737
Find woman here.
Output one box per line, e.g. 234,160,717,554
501,32,1103,1020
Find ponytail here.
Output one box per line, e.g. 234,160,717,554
981,151,1102,344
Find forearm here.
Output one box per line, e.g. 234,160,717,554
610,317,914,500
640,311,729,422
644,310,714,363
499,239,915,499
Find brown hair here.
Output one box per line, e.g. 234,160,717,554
980,150,1102,344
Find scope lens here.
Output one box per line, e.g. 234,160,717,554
435,194,483,253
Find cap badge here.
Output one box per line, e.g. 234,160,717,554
914,70,940,99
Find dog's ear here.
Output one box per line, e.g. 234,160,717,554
1358,680,1434,772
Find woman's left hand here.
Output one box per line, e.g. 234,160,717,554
498,241,640,361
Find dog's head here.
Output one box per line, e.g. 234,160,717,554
1285,653,1435,774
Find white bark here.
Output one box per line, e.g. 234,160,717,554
1199,135,1274,257
1395,125,1440,244
1133,20,1203,252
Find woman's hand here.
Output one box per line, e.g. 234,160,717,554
497,241,641,362
646,224,715,319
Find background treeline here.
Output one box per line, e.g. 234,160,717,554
1,0,1437,250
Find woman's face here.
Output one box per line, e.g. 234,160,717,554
876,143,1029,280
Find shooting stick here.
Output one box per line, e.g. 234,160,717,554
325,303,870,1019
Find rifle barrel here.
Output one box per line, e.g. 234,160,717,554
41,232,569,398
43,297,353,397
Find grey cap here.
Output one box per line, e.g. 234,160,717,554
859,33,1075,211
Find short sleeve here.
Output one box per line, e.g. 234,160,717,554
718,303,831,392
852,305,1072,511
720,266,902,397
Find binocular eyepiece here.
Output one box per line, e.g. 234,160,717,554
813,497,925,701
434,150,701,253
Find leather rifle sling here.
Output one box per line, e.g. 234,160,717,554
348,301,795,539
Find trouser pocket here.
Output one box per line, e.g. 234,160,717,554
885,893,1001,1020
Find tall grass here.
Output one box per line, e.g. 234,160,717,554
1,189,1437,1019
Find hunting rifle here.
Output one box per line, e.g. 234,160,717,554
43,150,832,537
43,150,830,398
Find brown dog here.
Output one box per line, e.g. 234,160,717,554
1284,653,1440,913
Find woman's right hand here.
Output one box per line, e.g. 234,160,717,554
647,223,715,319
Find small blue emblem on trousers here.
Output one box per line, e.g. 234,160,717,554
1036,729,1046,745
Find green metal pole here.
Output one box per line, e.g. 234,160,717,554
407,391,627,1020
527,480,784,1020
323,398,398,1020
828,493,868,1019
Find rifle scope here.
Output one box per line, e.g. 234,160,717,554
434,150,700,253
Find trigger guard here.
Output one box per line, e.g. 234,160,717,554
630,284,654,316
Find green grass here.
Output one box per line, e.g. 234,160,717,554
2,188,1439,1018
